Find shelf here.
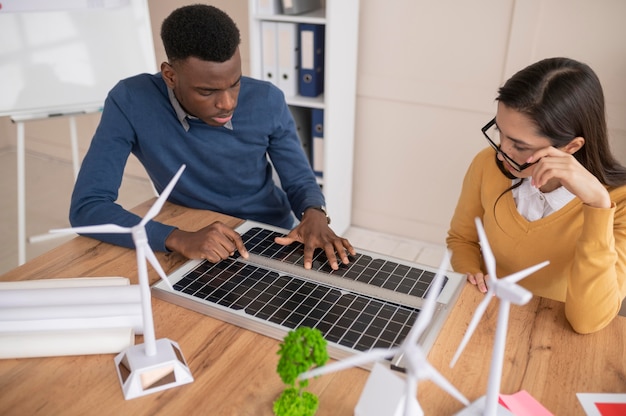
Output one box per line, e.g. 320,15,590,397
252,8,326,24
248,0,360,234
285,94,324,109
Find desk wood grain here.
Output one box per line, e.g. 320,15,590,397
1,200,624,415
418,286,626,414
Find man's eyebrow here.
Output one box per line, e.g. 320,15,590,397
197,76,242,92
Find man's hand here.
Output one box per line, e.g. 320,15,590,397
274,208,356,270
165,221,248,263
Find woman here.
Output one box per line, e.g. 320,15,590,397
446,57,626,334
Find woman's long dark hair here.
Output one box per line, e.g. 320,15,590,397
496,57,626,188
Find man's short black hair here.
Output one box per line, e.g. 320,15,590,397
161,4,241,63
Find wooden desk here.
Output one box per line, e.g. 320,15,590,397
1,200,624,415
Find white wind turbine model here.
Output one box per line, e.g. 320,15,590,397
299,251,469,416
450,217,549,416
51,164,193,399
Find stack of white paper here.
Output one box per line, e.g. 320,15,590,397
0,277,140,358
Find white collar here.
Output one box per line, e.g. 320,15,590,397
512,178,575,221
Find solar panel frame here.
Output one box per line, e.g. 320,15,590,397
152,220,465,369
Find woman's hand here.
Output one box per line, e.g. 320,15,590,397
466,272,489,293
527,146,611,209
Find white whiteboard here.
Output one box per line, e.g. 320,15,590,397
0,0,157,118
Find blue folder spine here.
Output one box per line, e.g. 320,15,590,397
298,23,325,97
311,108,324,177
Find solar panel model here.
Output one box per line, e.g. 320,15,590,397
152,220,466,370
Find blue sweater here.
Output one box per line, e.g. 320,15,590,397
70,73,324,251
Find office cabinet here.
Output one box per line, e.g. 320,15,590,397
248,0,360,234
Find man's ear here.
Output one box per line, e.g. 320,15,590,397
161,62,175,88
564,136,585,154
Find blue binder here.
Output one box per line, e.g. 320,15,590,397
298,24,324,97
311,108,324,177
290,106,312,163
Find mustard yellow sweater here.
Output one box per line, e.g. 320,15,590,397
447,147,626,334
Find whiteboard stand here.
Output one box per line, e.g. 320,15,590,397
0,0,157,267
16,121,26,265
13,114,83,265
68,115,80,178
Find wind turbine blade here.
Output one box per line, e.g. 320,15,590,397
450,292,492,367
422,362,469,406
413,400,424,416
142,164,186,225
496,281,533,305
50,224,131,235
144,246,173,290
474,217,496,278
404,374,419,416
299,347,399,381
405,250,450,346
503,260,550,284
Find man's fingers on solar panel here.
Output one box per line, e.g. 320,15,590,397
165,221,248,263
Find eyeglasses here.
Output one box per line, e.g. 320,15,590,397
481,118,536,172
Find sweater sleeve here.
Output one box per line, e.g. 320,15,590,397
446,150,488,275
265,88,325,218
565,201,626,333
69,87,176,252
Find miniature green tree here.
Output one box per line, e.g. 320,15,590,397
273,327,329,416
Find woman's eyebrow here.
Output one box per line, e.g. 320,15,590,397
495,122,532,146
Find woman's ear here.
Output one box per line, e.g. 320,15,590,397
564,136,585,154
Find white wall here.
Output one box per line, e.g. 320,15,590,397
1,0,624,246
352,0,626,245
0,0,249,179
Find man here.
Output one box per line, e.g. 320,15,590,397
70,4,354,270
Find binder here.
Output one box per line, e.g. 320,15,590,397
277,22,299,98
257,0,282,15
311,108,324,177
261,21,278,86
298,23,325,97
281,0,321,15
289,106,312,163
